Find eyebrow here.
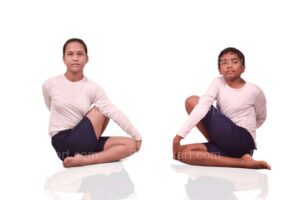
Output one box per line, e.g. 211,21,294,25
220,58,240,61
66,50,85,53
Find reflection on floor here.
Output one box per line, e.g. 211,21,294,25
44,161,269,200
44,162,135,200
171,164,268,200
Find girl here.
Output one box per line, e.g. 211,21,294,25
173,47,270,169
43,38,142,167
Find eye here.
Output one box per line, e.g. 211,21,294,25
67,52,74,56
220,60,227,65
232,59,239,65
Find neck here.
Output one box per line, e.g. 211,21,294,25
225,77,245,89
64,71,84,82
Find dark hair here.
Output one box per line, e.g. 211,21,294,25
63,38,88,57
218,47,245,68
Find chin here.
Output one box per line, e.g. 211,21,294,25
224,76,237,81
69,68,83,73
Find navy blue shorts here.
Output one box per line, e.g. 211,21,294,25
202,106,255,158
51,116,110,161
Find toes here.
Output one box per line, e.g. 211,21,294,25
63,157,75,168
265,162,271,170
63,158,71,168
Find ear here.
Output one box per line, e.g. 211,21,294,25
63,56,66,65
218,67,222,74
86,55,89,64
241,65,245,73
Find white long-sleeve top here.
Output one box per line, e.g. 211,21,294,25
178,77,266,141
42,75,142,140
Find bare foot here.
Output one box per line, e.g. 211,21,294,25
63,154,88,168
241,154,271,170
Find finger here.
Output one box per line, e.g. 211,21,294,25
173,152,178,160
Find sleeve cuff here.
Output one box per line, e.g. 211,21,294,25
133,134,142,141
177,133,186,139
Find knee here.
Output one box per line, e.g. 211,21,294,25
185,95,200,113
86,107,106,122
86,107,100,117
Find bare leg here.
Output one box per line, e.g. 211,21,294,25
183,96,271,169
179,143,208,152
63,137,137,167
177,144,271,169
63,107,137,167
85,107,110,139
185,96,211,141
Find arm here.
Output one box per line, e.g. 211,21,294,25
135,140,142,151
173,135,183,159
93,85,142,141
254,89,267,128
42,82,51,110
177,77,220,138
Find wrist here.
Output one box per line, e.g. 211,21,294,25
174,135,182,143
175,135,183,140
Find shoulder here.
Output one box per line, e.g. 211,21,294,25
245,82,266,102
84,77,105,93
246,82,264,95
213,76,225,84
209,76,226,88
42,75,63,89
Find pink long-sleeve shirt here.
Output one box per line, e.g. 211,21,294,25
178,77,266,141
42,75,142,140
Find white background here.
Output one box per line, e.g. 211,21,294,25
0,0,299,199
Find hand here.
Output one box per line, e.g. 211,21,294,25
136,140,142,152
173,135,182,160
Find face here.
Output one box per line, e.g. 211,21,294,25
63,42,88,74
218,52,245,81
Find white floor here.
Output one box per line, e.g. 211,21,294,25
3,131,296,200
37,111,298,200
26,148,298,200
43,160,270,200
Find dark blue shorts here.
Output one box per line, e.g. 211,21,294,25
51,116,110,161
202,106,255,158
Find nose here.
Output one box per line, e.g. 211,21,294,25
72,54,78,60
226,61,233,68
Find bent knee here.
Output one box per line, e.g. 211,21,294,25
185,95,200,106
87,106,100,115
185,95,200,112
86,107,106,120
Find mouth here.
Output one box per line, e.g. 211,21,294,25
225,71,234,74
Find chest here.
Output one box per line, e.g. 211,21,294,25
217,86,256,111
50,84,92,112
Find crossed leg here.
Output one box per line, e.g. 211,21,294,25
177,144,270,169
176,96,271,170
63,107,137,167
